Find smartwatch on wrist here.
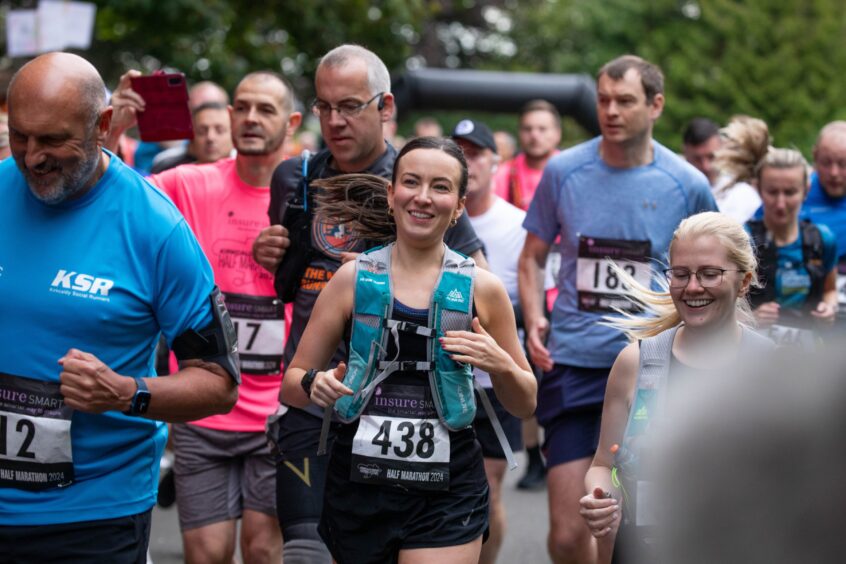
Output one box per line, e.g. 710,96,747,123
301,369,318,397
123,377,151,416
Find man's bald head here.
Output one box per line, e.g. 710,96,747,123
6,53,111,204
814,121,846,198
8,52,106,131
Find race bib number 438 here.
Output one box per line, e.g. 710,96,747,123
576,236,652,313
350,415,450,490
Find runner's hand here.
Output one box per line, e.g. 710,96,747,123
252,224,290,275
811,301,838,323
109,70,145,137
526,316,553,372
442,317,514,375
310,363,352,408
59,349,135,413
579,487,620,538
752,301,780,327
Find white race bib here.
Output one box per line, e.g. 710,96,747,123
576,236,651,313
224,293,285,375
764,324,818,350
0,373,74,490
352,415,449,464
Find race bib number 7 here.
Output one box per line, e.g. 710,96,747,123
576,236,652,313
223,293,285,375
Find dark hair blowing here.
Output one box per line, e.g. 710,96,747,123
314,136,468,244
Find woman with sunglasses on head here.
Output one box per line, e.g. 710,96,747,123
578,212,774,563
279,136,537,564
746,147,839,348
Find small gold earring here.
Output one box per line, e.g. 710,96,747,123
450,217,458,226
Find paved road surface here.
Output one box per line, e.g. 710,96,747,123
149,452,551,563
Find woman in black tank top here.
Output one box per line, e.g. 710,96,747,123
279,137,536,564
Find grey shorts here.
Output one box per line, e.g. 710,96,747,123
172,423,277,531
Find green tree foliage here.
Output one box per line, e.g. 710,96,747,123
509,0,846,154
88,0,428,95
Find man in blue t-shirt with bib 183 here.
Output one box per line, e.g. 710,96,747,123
518,54,717,564
0,53,240,562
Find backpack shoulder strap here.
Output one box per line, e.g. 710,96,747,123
747,220,777,305
800,220,826,306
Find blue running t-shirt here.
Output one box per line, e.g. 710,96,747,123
524,137,717,369
0,152,214,525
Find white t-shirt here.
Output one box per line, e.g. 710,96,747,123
469,196,527,388
712,174,761,223
468,196,527,304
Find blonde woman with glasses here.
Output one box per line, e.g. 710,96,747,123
577,211,774,563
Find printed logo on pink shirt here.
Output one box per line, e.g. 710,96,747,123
212,238,273,287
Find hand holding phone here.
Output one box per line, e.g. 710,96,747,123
129,72,193,142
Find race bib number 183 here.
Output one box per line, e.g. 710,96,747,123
576,236,652,313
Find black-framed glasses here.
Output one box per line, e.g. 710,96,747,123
310,92,385,119
663,267,745,288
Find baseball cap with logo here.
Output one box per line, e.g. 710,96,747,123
451,119,498,153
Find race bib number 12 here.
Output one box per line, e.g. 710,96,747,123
0,373,74,490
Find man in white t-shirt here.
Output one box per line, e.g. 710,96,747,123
452,118,526,564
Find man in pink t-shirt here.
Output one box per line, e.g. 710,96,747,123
110,70,301,564
494,99,562,211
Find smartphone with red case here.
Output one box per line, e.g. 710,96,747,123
129,71,194,142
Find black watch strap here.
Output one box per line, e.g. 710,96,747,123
301,369,318,397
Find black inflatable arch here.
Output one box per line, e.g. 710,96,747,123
391,68,599,135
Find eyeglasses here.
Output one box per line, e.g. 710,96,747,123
310,92,385,119
663,267,745,288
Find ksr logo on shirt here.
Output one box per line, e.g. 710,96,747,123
49,269,114,300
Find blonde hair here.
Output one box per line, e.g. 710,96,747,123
756,146,809,190
605,212,759,340
714,115,770,191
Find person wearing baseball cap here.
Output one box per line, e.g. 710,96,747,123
452,118,499,153
452,118,528,564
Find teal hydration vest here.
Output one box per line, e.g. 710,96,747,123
318,243,517,469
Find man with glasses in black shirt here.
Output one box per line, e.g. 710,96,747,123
252,44,484,562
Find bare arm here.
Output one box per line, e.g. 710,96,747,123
280,261,355,408
579,342,638,546
518,233,553,371
59,350,237,422
469,248,489,271
441,269,537,418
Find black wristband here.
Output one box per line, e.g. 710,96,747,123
301,369,318,397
